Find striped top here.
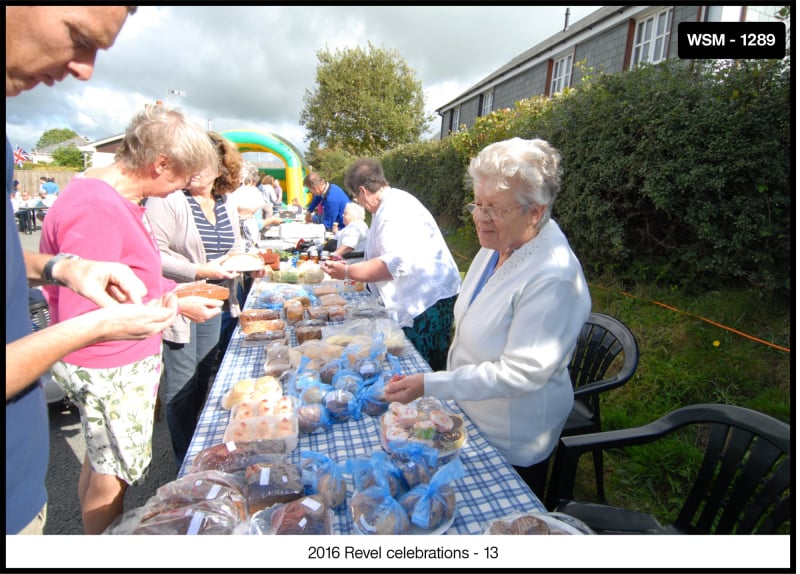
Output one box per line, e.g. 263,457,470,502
186,190,235,281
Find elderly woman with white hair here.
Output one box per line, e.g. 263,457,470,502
332,201,369,260
384,137,591,498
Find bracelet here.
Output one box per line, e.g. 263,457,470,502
43,253,80,285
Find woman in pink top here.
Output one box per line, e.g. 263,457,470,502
40,106,223,534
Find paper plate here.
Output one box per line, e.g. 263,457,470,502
222,254,264,272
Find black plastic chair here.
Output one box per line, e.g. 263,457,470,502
549,403,791,534
560,312,639,502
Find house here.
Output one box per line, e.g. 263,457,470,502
436,5,785,137
29,135,90,164
79,133,125,168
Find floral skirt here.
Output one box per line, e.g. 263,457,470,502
51,353,162,485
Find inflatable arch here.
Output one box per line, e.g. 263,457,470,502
221,130,307,205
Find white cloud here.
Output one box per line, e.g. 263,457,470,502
7,6,601,154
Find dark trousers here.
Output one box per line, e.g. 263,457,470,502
513,458,551,502
162,315,222,466
17,211,31,232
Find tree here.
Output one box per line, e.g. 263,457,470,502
36,128,79,149
300,42,434,156
51,145,85,169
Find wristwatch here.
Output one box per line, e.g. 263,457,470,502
43,253,81,285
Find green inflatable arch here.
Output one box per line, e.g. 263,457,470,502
221,130,307,205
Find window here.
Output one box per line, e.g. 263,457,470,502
632,8,673,65
450,106,460,133
550,53,574,95
480,91,493,116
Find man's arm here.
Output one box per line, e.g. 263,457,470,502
25,250,147,305
6,295,179,399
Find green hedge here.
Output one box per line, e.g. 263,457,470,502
381,58,791,300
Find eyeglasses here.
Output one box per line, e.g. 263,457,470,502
465,203,522,219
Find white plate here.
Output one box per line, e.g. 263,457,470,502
351,506,456,535
222,254,264,272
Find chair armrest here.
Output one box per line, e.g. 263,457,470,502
549,415,677,504
571,373,630,399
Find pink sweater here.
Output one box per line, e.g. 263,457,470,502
40,178,175,368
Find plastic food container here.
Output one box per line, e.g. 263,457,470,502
379,398,467,464
223,396,298,451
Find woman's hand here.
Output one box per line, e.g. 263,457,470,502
176,295,224,322
320,259,348,280
197,258,239,281
383,373,425,404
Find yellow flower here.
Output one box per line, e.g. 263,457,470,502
713,340,721,347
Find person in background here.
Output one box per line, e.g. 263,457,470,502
38,176,49,195
44,177,60,196
230,162,265,251
14,189,34,234
258,174,279,218
303,171,348,231
290,196,304,217
384,138,591,498
332,201,368,261
146,131,258,465
273,177,283,205
5,5,182,537
322,158,461,370
40,105,223,534
34,188,56,224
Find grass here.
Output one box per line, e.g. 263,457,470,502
444,231,792,528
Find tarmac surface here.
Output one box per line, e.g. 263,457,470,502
18,228,183,535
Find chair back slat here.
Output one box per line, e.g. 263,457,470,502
673,410,790,534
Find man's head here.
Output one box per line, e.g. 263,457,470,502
6,6,135,97
303,172,327,196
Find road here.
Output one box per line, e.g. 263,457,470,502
43,395,178,534
19,228,182,535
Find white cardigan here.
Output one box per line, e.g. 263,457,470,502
424,219,591,467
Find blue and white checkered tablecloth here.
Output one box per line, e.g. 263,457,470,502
181,281,545,534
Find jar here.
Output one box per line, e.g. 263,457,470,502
309,248,319,264
320,250,330,262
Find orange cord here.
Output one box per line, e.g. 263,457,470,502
598,286,791,353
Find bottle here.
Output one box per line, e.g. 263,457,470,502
332,222,339,234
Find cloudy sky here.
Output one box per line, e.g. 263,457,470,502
7,5,601,157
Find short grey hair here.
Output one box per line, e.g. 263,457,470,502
114,105,217,180
240,161,260,185
467,137,562,228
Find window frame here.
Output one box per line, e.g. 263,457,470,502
550,52,574,95
450,105,461,133
479,90,493,117
632,7,673,65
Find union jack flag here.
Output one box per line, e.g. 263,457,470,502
13,146,31,167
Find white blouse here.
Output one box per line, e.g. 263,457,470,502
424,219,592,467
364,187,461,327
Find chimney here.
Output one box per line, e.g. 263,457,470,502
564,7,570,31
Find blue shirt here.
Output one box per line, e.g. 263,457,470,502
6,137,49,533
43,181,59,195
306,182,349,231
